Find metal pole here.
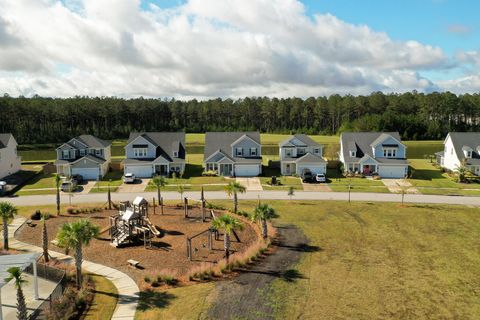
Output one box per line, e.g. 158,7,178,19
33,258,39,300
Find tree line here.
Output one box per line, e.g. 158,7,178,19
1,91,480,144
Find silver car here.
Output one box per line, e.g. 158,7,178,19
315,173,326,183
123,173,136,184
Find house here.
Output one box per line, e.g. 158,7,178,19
204,132,262,177
0,134,21,180
279,134,327,176
123,132,186,178
436,132,480,176
339,132,408,178
55,135,111,180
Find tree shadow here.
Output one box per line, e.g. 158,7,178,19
137,291,177,311
163,229,184,236
282,269,306,282
183,164,203,179
276,243,322,253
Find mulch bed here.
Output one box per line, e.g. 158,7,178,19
16,205,258,284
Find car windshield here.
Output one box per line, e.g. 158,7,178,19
125,174,132,177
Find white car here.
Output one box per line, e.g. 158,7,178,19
123,173,136,184
315,173,326,183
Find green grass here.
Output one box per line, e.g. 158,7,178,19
91,171,124,192
85,274,118,320
15,172,57,195
260,176,304,190
325,169,390,193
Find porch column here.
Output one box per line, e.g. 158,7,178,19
32,257,39,300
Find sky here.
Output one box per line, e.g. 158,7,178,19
0,0,479,99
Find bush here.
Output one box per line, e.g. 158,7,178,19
30,210,42,220
202,170,218,177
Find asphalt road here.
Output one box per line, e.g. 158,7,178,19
3,190,478,206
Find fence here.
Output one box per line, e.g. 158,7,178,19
25,262,67,320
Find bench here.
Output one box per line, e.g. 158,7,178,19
127,259,140,268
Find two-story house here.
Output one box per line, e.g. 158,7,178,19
436,132,480,175
55,135,111,180
0,134,21,180
204,132,262,177
123,132,186,178
279,134,327,176
339,132,408,178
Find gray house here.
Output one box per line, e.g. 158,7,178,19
279,134,327,175
123,132,186,178
204,132,262,177
339,132,408,178
55,135,111,180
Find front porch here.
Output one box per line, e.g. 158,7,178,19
281,162,297,175
205,162,234,176
346,162,378,176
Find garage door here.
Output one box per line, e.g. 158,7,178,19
235,164,260,177
124,165,152,178
72,167,100,180
297,164,326,175
378,166,407,178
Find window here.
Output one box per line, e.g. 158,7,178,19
350,151,356,157
383,148,397,158
297,148,306,155
62,150,70,159
80,149,85,156
285,148,293,157
236,148,243,156
173,151,179,157
95,149,102,156
134,148,148,157
207,163,218,171
250,148,257,156
314,148,320,154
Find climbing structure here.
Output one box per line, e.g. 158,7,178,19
109,196,161,248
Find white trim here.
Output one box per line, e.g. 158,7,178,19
125,134,157,148
371,134,406,149
205,150,233,163
230,134,261,148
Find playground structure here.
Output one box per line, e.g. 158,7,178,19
109,196,162,248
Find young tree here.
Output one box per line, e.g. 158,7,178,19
288,186,295,201
251,203,278,239
224,181,246,213
42,215,49,262
0,201,17,250
177,184,185,202
5,267,27,320
55,174,61,215
56,219,99,288
152,175,168,206
211,215,244,260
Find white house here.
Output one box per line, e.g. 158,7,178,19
339,132,408,178
204,132,262,177
0,133,21,180
279,134,327,175
123,132,186,178
55,135,111,180
436,132,480,175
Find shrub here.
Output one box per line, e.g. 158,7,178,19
66,207,75,214
144,276,151,283
30,210,42,220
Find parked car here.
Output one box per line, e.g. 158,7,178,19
123,173,136,184
71,174,84,184
61,180,77,192
315,173,326,183
301,169,314,183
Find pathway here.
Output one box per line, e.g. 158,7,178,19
78,181,96,194
8,218,139,320
382,179,420,194
236,177,263,191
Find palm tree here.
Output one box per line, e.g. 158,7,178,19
56,219,99,288
42,215,49,262
251,203,278,239
152,175,168,207
5,267,28,320
0,202,17,250
224,181,246,213
211,214,244,260
55,174,61,215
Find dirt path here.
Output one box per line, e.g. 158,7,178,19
207,224,309,320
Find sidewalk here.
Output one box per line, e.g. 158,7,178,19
8,218,139,320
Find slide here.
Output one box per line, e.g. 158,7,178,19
99,226,112,235
145,218,161,237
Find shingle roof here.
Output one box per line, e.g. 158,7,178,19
279,134,320,147
295,153,327,164
341,132,403,163
204,132,261,164
448,132,480,165
127,132,186,162
0,133,13,149
76,135,111,148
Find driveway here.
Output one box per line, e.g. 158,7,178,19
236,177,263,191
382,179,420,194
302,182,332,192
117,178,151,193
78,180,96,194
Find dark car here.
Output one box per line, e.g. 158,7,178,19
71,174,84,184
301,169,314,183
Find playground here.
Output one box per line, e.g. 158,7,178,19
15,199,259,284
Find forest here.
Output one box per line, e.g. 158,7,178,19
1,91,480,144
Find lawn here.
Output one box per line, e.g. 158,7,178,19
90,171,124,193
85,274,118,320
260,176,304,190
15,172,57,195
326,169,390,193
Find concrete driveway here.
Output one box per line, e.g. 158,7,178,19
302,182,332,192
117,178,151,193
78,180,97,194
236,177,263,191
382,179,420,194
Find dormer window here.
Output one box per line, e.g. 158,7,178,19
350,151,356,157
465,150,472,158
236,147,243,156
173,151,179,158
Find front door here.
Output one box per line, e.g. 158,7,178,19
220,164,232,176
155,165,168,175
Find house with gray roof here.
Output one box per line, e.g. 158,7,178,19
279,134,327,175
55,135,111,180
0,133,21,180
339,132,408,178
123,132,186,178
436,132,480,175
204,132,262,177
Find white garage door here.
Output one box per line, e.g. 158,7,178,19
235,164,260,177
297,164,326,175
72,167,100,180
125,165,152,178
378,166,407,178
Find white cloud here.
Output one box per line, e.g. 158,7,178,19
0,0,475,98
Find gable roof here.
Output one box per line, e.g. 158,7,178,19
295,153,327,164
57,135,110,150
204,132,261,163
0,133,13,149
447,132,480,164
341,132,403,163
127,132,186,162
279,134,321,148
